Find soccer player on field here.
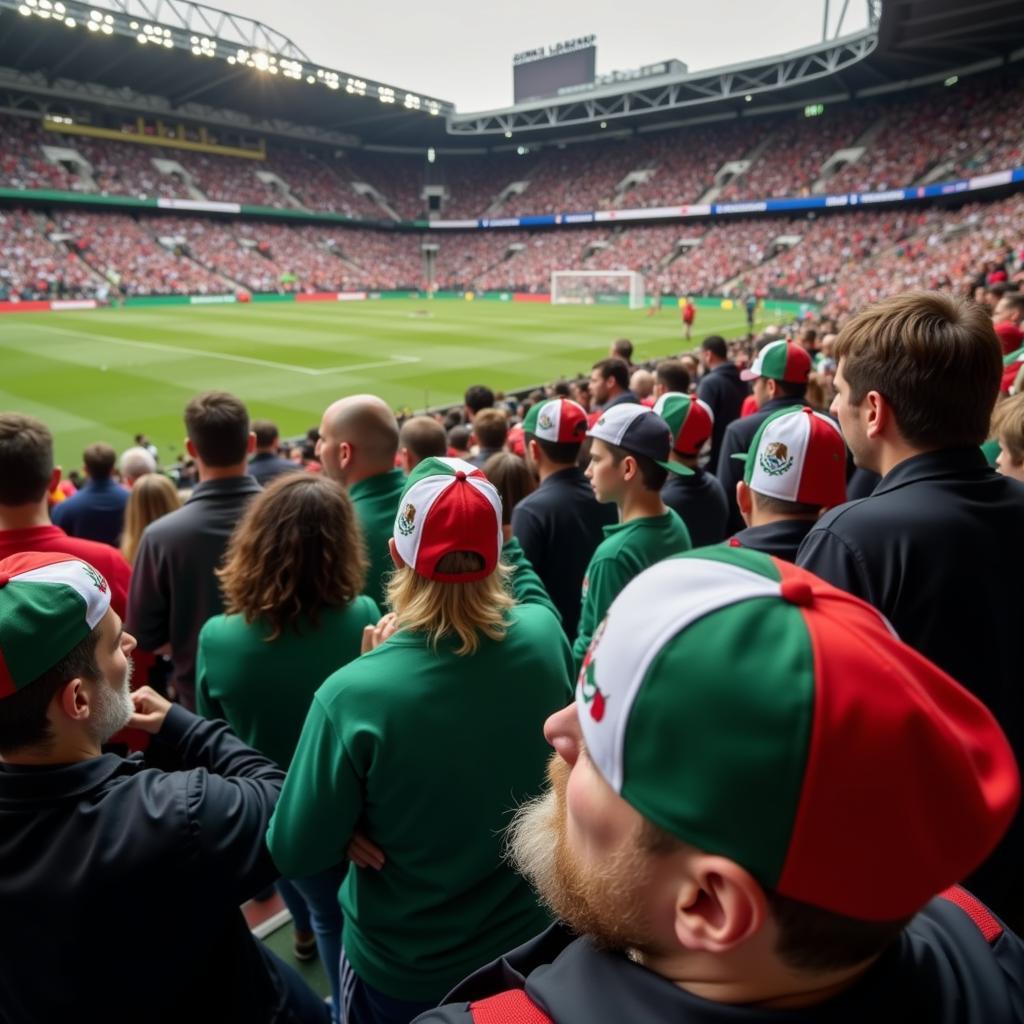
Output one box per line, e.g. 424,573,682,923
681,296,696,340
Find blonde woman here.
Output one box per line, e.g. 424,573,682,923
120,474,181,564
268,458,572,1024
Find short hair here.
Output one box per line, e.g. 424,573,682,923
252,419,279,449
701,335,728,360
751,490,821,516
119,446,156,482
529,435,582,466
655,360,691,393
0,413,53,505
473,408,508,450
184,391,250,467
800,328,818,344
83,443,116,480
612,338,634,363
771,380,808,400
447,425,471,451
400,416,448,463
481,452,535,525
552,380,572,397
464,385,495,415
987,282,1011,300
0,626,100,755
604,441,668,491
217,474,367,641
834,292,1001,449
992,394,1024,465
592,358,630,392
996,291,1024,318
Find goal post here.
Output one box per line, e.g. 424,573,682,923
550,270,646,310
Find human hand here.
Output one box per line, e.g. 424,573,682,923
346,831,386,870
361,613,399,654
128,686,174,734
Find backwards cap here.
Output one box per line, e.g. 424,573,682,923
577,547,1019,921
741,339,812,383
393,457,503,582
732,406,847,509
587,405,692,476
653,393,714,457
0,552,112,699
523,398,588,445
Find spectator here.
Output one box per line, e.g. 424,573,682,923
120,474,182,565
609,337,634,367
198,474,380,1019
730,406,847,561
574,405,692,667
993,291,1024,355
268,458,572,1023
0,414,131,621
716,340,812,534
126,391,260,709
315,394,403,608
653,393,728,547
653,359,691,398
697,335,748,470
588,357,637,418
51,442,129,547
629,368,655,406
419,551,1023,1024
398,416,447,473
798,291,1024,930
119,445,157,485
512,399,617,638
468,408,509,468
464,384,495,422
992,394,1024,481
446,424,472,460
248,419,300,485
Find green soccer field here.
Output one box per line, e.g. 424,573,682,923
0,298,764,470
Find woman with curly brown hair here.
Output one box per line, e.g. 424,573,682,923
196,473,379,1021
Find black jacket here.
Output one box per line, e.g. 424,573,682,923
248,452,301,485
730,518,815,562
697,363,748,472
416,895,1024,1023
661,469,729,549
511,467,617,638
0,707,308,1023
715,396,808,533
797,448,1024,929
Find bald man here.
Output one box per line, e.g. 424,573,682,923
317,395,404,606
398,416,448,474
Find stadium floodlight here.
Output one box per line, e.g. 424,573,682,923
504,130,512,138
551,271,646,311
404,94,421,110
64,16,74,25
18,4,30,13
379,86,395,104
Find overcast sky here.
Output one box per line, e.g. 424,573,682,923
222,0,870,112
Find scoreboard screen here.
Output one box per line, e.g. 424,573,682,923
514,46,596,103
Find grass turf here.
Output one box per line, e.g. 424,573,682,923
0,298,766,470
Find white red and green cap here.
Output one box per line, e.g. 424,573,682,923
523,398,588,445
576,547,1020,920
740,339,811,383
393,457,502,582
653,393,714,457
0,552,111,699
732,406,847,508
587,404,692,476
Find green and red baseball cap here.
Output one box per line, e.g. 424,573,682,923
587,404,692,476
523,398,588,445
393,456,503,582
741,339,812,383
0,552,112,699
732,406,847,509
575,547,1019,921
652,392,714,457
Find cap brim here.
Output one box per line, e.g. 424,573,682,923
658,460,694,476
739,368,760,381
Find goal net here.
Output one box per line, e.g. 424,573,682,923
550,270,646,310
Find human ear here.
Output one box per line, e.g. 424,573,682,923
673,855,767,954
736,481,753,523
388,537,405,570
57,678,91,725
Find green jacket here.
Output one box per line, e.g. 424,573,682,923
196,599,380,769
350,468,406,608
267,601,573,1001
573,508,692,666
502,535,561,622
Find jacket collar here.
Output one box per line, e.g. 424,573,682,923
0,753,139,806
348,467,405,500
874,447,989,497
539,466,585,489
185,475,261,504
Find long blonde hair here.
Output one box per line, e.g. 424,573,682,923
120,474,181,563
386,551,514,656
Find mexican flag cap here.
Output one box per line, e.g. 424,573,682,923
522,398,588,445
733,406,847,509
0,552,112,699
653,392,714,456
393,456,503,582
587,404,692,476
740,339,812,383
576,547,1020,921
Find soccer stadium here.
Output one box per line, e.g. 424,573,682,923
1,0,1024,1019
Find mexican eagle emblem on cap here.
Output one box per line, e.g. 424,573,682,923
397,502,416,537
80,563,108,594
538,412,554,430
759,441,794,477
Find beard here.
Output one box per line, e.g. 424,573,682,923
507,754,658,954
88,659,135,745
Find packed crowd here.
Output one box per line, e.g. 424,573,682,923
3,279,1024,1023
0,208,102,300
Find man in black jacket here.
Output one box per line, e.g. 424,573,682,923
248,419,300,485
696,335,748,471
0,551,327,1024
798,291,1024,932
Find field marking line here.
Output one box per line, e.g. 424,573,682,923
11,323,420,377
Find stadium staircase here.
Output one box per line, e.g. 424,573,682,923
31,210,109,290
812,117,890,194
699,137,772,204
